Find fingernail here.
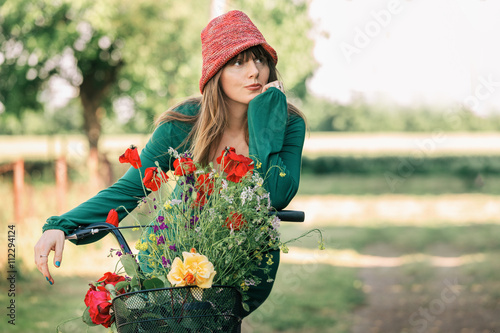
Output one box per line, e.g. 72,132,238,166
56,261,61,267
46,277,49,281
49,280,53,285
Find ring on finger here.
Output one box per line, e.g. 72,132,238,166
40,254,48,258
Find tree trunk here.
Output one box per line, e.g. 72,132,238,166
79,64,122,190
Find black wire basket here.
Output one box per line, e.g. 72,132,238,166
112,285,243,333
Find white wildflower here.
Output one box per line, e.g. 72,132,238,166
241,191,247,206
222,193,234,204
168,147,179,158
252,173,264,187
240,187,253,205
244,278,256,286
169,199,182,206
259,193,271,209
271,216,281,230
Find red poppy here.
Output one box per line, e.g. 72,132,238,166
216,147,237,173
216,147,254,183
224,212,247,231
173,157,196,176
119,145,142,169
195,173,214,195
193,191,208,208
143,167,168,191
227,162,254,183
105,209,119,227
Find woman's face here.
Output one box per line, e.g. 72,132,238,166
220,52,270,109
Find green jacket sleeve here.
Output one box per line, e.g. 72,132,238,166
42,103,197,243
247,87,306,210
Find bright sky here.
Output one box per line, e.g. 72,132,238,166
308,0,500,115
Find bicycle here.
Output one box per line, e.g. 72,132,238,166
66,210,305,333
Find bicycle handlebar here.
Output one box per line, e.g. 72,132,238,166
65,210,305,246
272,210,305,222
66,222,133,253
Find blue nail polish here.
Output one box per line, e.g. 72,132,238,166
56,261,61,267
49,280,53,285
46,277,49,281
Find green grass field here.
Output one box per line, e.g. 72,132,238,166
297,173,500,195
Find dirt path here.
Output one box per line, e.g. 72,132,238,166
350,245,500,333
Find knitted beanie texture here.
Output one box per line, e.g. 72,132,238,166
199,10,278,93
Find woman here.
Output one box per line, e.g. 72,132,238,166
34,10,306,316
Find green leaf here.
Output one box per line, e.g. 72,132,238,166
143,277,164,290
105,283,116,292
125,295,147,310
130,276,140,290
114,280,130,292
113,297,131,318
180,317,204,331
120,254,139,278
242,302,250,312
81,306,98,326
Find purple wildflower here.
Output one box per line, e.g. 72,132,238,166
153,225,160,233
169,244,177,251
160,222,167,230
157,216,165,223
116,251,123,257
162,256,171,267
186,174,195,185
157,236,165,245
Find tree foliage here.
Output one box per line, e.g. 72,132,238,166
0,0,211,141
0,0,317,140
301,94,500,132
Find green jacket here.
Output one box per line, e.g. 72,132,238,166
42,88,306,242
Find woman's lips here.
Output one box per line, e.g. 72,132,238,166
245,84,262,91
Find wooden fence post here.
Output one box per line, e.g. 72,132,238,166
13,159,24,224
56,156,67,215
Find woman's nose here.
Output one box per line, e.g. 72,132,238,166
247,60,259,78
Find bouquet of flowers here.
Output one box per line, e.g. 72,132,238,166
77,145,323,332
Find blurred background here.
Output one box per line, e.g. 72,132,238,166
1,0,500,332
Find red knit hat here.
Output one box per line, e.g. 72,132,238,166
199,10,278,93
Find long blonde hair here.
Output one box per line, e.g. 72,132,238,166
155,46,305,164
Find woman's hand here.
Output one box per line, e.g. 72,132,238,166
34,229,65,285
262,80,284,94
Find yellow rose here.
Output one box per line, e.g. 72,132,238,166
167,252,217,289
167,257,187,286
183,252,217,289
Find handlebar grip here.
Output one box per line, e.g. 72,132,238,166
274,210,305,222
66,223,132,253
